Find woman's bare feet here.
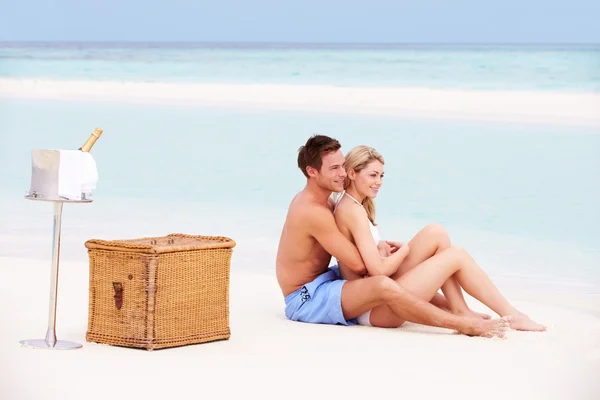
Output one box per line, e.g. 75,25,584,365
459,309,545,331
508,313,546,332
459,316,511,338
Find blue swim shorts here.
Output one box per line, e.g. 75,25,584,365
284,265,357,326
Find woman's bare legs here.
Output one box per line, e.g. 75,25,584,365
390,223,490,319
372,246,545,331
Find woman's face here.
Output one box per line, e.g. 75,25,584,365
353,160,384,199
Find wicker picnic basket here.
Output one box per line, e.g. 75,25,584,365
84,233,236,351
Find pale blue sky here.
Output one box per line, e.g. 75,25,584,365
0,0,598,43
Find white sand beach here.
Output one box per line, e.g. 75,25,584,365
1,255,599,400
1,78,599,126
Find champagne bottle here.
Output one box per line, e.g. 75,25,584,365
79,128,103,152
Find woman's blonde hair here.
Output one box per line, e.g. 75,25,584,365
343,145,384,225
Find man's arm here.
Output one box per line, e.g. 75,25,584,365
308,205,368,276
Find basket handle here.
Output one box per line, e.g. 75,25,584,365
149,239,174,245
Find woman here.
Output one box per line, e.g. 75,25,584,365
333,145,545,332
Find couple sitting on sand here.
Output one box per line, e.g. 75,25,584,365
276,134,546,338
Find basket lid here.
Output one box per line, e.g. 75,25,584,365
84,233,236,254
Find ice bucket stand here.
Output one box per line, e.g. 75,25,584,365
19,191,93,350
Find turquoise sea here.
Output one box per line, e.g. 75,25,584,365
0,43,599,294
1,43,600,91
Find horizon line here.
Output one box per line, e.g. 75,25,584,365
0,40,599,45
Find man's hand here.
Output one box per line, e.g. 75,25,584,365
385,240,406,254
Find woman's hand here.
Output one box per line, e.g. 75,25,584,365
377,240,392,257
385,240,408,254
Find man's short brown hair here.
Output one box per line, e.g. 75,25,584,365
297,134,342,178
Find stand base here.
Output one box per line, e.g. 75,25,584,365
19,339,82,350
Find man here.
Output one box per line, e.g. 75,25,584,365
275,134,510,337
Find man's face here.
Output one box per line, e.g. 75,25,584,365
313,149,346,192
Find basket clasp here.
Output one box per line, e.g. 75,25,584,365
113,282,123,310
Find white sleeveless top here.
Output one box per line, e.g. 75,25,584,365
333,191,380,244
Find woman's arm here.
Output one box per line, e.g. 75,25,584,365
346,207,410,277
